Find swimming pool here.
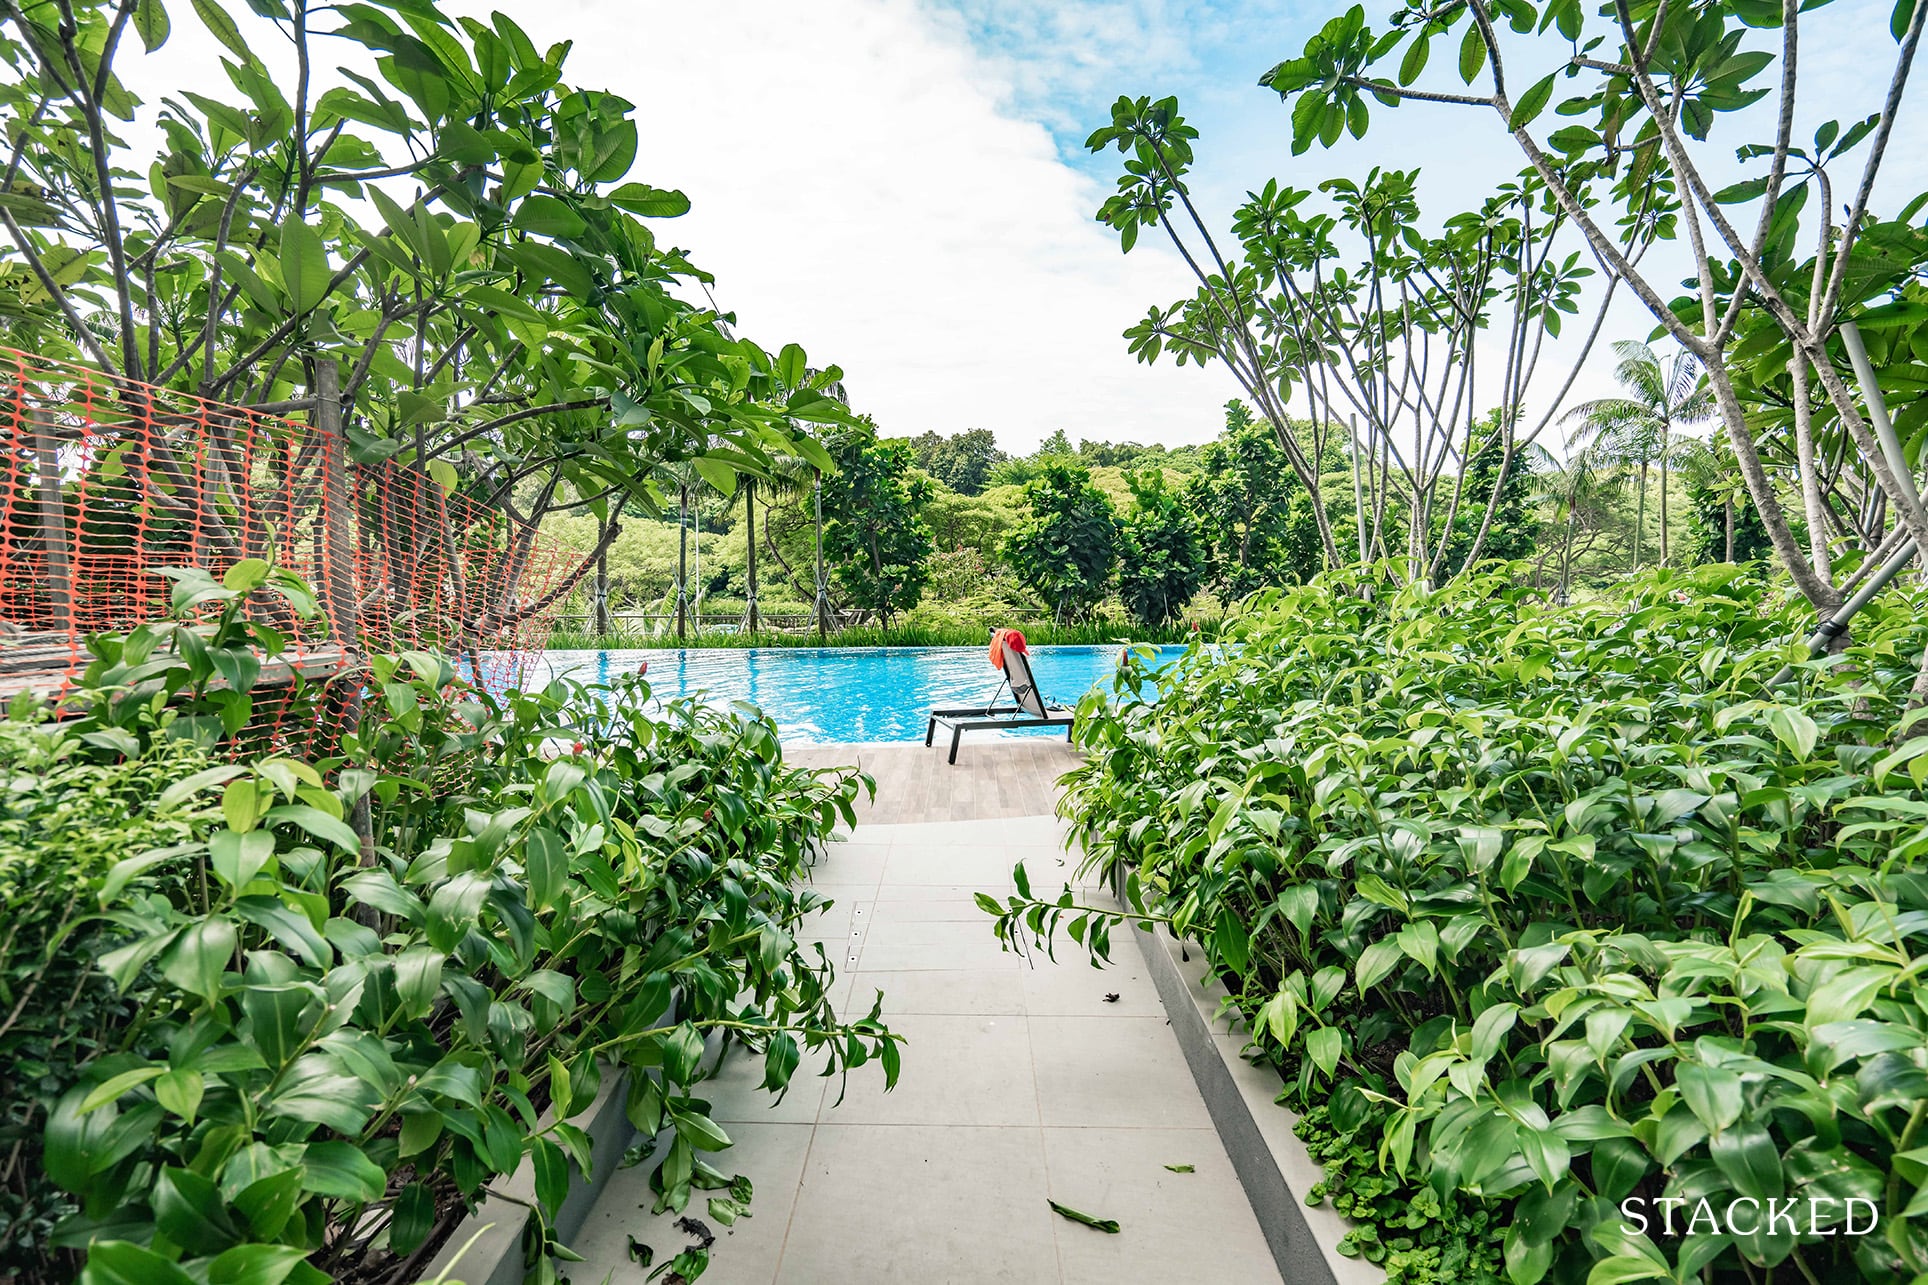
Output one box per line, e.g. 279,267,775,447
523,645,1183,744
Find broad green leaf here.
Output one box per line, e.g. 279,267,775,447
191,0,253,61
278,219,330,315
265,804,361,853
155,1068,204,1123
1675,1062,1743,1132
1509,73,1555,129
299,1141,386,1201
79,1242,198,1285
1458,21,1487,84
205,1243,312,1285
80,1065,166,1114
161,917,237,1002
1307,1026,1342,1076
135,0,172,51
210,830,276,889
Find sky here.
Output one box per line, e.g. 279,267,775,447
107,0,1927,454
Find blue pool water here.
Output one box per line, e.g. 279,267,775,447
523,645,1182,744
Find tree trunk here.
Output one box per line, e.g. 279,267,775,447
593,513,611,636
814,470,830,641
1704,359,1839,612
1633,462,1647,572
1657,444,1670,567
676,483,689,642
1790,355,1833,583
1560,493,1576,602
1724,497,1735,563
744,478,759,633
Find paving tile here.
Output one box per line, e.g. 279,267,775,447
864,887,1010,923
776,1124,1059,1284
867,816,1064,848
806,845,888,885
1042,1127,1280,1284
1017,952,1165,1018
1029,1016,1213,1129
792,898,861,941
703,1039,831,1125
845,968,1026,1017
818,1012,1037,1126
568,1121,811,1285
852,929,1027,973
879,847,1029,887
871,880,1012,903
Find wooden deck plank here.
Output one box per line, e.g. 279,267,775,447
784,739,1081,825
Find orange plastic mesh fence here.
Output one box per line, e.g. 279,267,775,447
0,349,583,754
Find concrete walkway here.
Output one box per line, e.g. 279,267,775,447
571,808,1281,1284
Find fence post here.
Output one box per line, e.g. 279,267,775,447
31,410,73,628
316,359,357,653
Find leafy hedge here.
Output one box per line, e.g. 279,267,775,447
0,720,215,1273
998,565,1928,1284
4,569,893,1285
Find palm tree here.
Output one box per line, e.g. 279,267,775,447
652,458,711,641
1531,442,1622,599
1561,341,1713,569
738,447,819,633
1674,437,1753,563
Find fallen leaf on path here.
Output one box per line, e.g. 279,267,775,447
1049,1200,1121,1233
1164,1164,1195,1173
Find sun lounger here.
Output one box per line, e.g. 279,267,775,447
925,632,1075,764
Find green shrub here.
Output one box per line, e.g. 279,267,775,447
0,717,215,1276
17,573,894,1284
994,564,1928,1285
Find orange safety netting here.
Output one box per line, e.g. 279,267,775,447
0,349,584,756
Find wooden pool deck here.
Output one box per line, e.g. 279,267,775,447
784,738,1082,825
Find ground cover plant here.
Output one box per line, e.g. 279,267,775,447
990,564,1928,1284
0,570,894,1285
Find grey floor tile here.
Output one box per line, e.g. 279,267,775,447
881,848,1029,887
568,1122,812,1285
808,846,889,885
1017,953,1165,1018
1042,1127,1280,1284
864,887,1011,923
818,1012,1037,1126
847,967,1026,1017
872,880,1012,903
854,934,1026,973
793,899,861,940
1029,1016,1213,1129
703,1040,832,1125
776,1124,1059,1284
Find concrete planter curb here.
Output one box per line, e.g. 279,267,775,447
422,1065,636,1285
1134,918,1384,1285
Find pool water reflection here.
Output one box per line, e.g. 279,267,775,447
519,645,1183,744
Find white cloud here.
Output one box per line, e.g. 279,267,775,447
459,0,1233,452
98,0,1928,462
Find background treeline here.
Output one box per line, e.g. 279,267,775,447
543,371,1777,645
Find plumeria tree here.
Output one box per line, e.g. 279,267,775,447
0,0,845,572
1260,0,1928,673
1088,101,1616,583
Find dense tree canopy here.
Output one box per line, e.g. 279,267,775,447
1117,467,1204,627
820,418,934,627
1001,459,1120,622
0,0,843,543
